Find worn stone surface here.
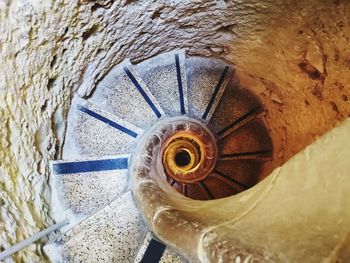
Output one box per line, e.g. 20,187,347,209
186,56,234,122
1,0,350,262
63,97,142,159
136,49,189,117
46,191,147,263
50,156,129,220
88,59,164,129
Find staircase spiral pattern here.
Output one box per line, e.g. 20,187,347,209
44,50,273,262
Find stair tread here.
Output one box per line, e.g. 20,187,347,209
88,59,164,129
50,155,129,224
136,50,188,116
215,159,265,188
208,81,263,138
45,191,146,263
63,97,142,159
186,57,233,122
218,118,273,158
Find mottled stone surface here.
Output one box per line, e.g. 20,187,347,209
63,97,142,159
136,49,188,116
50,156,129,222
186,56,234,122
46,191,147,263
208,81,262,137
218,118,272,156
1,0,350,262
88,59,164,129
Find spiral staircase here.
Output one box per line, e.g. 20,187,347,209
43,50,274,262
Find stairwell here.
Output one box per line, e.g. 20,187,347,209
1,1,350,262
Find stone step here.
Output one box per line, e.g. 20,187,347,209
186,56,233,123
208,80,263,138
50,155,129,230
135,49,188,116
63,97,142,159
88,59,165,129
217,118,273,161
44,191,147,263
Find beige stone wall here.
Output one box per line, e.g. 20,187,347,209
0,0,349,261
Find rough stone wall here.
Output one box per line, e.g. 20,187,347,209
0,0,349,262
229,0,350,166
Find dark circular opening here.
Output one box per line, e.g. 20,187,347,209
175,150,191,167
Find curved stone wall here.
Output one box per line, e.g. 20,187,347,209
1,0,350,261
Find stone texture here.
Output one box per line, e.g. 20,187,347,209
0,0,350,262
136,49,188,117
218,118,272,157
45,191,147,263
88,59,165,129
186,56,234,122
198,118,350,262
63,97,142,159
50,156,129,223
208,80,263,137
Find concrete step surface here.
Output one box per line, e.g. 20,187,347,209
135,49,188,117
45,191,147,263
50,155,130,229
186,56,233,123
63,97,142,159
88,59,164,129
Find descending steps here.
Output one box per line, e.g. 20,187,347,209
136,50,188,116
45,192,146,263
186,57,233,122
88,59,164,129
50,155,129,225
208,79,264,138
44,49,273,262
63,98,142,159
